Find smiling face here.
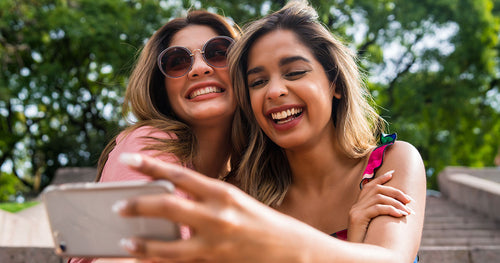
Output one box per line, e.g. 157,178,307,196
246,30,341,150
164,25,236,127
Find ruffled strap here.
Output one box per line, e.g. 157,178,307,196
359,133,396,189
331,229,348,240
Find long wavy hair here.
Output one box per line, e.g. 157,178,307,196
229,0,385,206
96,10,240,180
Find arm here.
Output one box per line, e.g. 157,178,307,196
347,170,415,243
116,151,425,263
360,141,426,261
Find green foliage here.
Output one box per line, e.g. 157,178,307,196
0,172,29,202
0,201,39,213
309,0,500,189
0,0,175,194
1,0,500,196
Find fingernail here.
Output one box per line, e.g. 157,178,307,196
120,238,137,251
119,153,143,167
399,209,409,216
112,200,127,213
406,194,416,203
384,170,395,176
406,206,416,215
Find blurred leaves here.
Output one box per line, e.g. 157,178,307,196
0,172,29,202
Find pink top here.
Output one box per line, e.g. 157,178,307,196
99,125,181,183
69,126,191,263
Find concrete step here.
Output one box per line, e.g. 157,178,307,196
418,246,500,263
418,195,500,262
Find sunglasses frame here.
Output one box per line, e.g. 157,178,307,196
157,36,234,78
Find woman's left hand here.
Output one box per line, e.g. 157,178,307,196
347,170,415,243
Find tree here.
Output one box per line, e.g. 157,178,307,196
336,0,500,188
0,0,175,195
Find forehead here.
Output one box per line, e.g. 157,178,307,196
247,30,314,66
170,25,220,49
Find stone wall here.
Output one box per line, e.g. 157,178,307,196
0,247,62,263
438,167,500,221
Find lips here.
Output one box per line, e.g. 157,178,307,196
188,86,223,99
269,107,304,125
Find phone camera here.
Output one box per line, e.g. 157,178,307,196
59,241,67,252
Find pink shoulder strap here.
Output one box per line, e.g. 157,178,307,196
359,133,396,189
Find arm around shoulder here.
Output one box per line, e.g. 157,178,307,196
361,140,426,262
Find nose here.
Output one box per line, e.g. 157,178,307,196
266,78,288,100
188,50,214,78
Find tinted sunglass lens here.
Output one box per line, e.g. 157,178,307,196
162,48,191,77
204,38,232,67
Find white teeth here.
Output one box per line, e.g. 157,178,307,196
189,86,222,99
271,108,303,121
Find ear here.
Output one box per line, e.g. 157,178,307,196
330,83,341,99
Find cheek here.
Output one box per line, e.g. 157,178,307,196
217,67,231,83
164,79,184,107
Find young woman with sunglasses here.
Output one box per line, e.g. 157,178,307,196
68,10,240,263
112,1,425,262
95,11,240,184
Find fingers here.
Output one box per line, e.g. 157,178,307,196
113,193,207,227
369,203,410,218
371,185,413,206
119,153,220,198
347,199,409,243
369,170,394,185
375,193,414,215
120,238,205,262
361,171,414,205
353,194,413,219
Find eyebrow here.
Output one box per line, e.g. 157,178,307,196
246,56,311,76
279,56,310,66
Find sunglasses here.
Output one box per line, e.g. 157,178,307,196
157,36,234,78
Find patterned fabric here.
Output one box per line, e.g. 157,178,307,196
359,133,396,189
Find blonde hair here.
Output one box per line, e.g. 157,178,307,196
96,11,240,180
229,0,385,206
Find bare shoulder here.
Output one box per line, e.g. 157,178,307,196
385,140,423,165
378,140,426,189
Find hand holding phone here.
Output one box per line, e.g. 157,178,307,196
42,180,180,258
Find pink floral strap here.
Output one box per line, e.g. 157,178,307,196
359,133,396,189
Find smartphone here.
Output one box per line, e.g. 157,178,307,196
42,180,181,258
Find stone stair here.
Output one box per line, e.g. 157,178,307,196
418,167,500,262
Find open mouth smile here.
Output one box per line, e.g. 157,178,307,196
188,86,224,99
270,107,303,124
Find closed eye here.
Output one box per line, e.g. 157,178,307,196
285,70,309,79
248,78,268,89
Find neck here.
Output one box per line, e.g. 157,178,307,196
192,121,232,178
285,129,361,194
